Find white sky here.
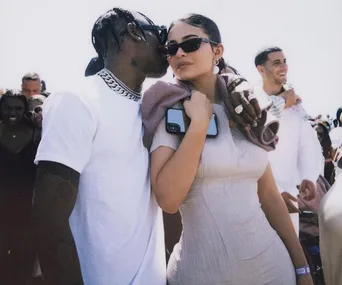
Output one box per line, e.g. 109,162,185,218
1,0,341,116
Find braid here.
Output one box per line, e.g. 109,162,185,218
91,7,154,66
91,8,136,59
113,8,136,23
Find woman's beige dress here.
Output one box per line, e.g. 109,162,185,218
151,104,296,285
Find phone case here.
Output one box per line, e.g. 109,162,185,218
165,108,218,138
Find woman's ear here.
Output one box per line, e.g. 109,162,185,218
214,43,224,59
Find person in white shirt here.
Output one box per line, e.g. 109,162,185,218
330,108,342,176
330,108,342,148
254,47,323,236
32,8,169,285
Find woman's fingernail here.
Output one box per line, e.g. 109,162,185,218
252,121,258,127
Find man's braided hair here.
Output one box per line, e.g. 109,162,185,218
91,7,154,59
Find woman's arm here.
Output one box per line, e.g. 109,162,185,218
151,121,207,214
258,163,308,268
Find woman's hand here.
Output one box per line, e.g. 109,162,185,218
184,90,212,127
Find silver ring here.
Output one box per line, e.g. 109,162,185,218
234,105,244,114
247,93,256,101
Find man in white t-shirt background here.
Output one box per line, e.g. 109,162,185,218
32,7,169,285
254,47,323,236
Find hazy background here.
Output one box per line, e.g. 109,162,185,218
1,0,341,116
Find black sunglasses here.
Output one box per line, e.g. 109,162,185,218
26,106,42,119
139,24,168,45
161,37,218,57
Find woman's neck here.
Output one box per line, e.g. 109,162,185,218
190,73,219,103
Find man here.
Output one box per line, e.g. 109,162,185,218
254,47,323,236
21,72,42,97
32,8,169,285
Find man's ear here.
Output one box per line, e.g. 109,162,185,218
126,23,145,42
257,65,265,76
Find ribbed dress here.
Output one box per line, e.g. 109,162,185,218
151,104,296,285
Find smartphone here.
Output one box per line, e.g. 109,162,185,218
165,108,218,138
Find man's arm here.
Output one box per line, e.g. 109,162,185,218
32,161,84,285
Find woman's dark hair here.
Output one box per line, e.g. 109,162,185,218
217,59,241,75
169,14,240,75
336,107,342,126
0,89,28,120
169,13,221,44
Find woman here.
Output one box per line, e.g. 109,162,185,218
27,94,45,130
0,90,39,284
149,14,313,284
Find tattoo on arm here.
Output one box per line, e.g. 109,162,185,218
32,161,84,285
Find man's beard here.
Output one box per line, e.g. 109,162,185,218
272,76,286,85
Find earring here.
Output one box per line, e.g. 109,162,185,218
213,59,219,74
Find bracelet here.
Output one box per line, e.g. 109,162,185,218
295,266,310,276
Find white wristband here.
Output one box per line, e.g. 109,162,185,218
295,266,310,276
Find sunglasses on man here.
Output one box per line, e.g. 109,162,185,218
139,24,168,45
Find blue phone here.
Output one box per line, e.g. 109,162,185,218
165,108,218,138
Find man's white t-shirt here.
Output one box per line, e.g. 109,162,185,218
255,87,323,235
255,87,323,196
35,69,166,285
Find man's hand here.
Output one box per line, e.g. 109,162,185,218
299,179,316,201
281,192,299,213
221,75,262,128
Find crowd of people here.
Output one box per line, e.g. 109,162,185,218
0,6,341,285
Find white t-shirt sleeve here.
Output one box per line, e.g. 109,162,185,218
150,117,180,153
297,120,323,183
35,91,97,173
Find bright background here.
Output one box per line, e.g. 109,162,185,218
1,0,341,116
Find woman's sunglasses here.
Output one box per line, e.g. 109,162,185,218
26,106,42,119
161,37,218,57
